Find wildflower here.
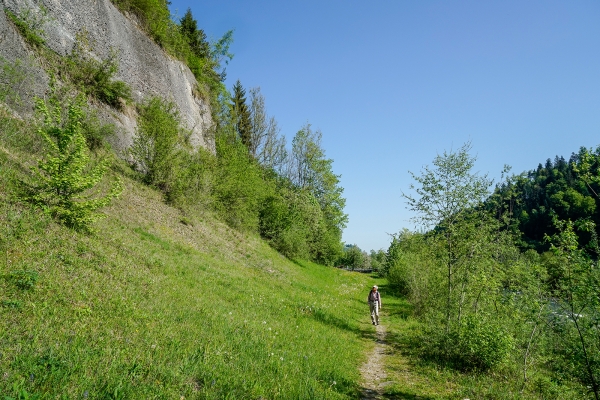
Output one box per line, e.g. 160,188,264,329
280,357,284,361
262,321,267,324
268,327,272,331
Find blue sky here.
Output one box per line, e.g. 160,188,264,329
168,0,600,251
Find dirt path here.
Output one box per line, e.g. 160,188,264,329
360,324,392,399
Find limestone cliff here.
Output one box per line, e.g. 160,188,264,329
0,0,213,152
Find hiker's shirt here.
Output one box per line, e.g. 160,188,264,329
368,291,380,303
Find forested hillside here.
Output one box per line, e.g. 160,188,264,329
489,147,600,253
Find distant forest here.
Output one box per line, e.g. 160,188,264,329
489,146,600,254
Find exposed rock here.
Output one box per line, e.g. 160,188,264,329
0,0,214,152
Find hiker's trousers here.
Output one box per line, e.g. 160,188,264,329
369,301,379,324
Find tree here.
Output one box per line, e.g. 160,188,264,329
22,90,121,231
248,87,287,171
231,80,252,149
545,219,600,400
403,142,493,329
179,8,210,60
340,245,366,270
285,124,347,264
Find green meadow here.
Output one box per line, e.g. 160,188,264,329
0,122,379,399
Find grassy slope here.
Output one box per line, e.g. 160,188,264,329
0,120,379,399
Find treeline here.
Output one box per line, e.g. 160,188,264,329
1,2,347,265
380,142,600,399
131,87,347,265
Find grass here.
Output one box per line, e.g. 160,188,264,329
0,114,383,398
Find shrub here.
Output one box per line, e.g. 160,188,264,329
129,97,184,198
454,315,513,371
21,88,122,231
421,316,513,372
5,6,49,48
80,110,117,151
66,36,132,109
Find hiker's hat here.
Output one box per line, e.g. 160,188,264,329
372,285,378,289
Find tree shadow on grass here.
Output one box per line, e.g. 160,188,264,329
311,308,377,341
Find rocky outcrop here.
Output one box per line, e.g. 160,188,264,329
0,0,213,152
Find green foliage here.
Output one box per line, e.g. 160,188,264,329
179,8,210,60
5,7,49,48
80,110,117,151
64,34,132,109
453,315,514,371
21,90,122,231
339,245,368,270
212,133,266,231
110,0,173,46
231,80,252,148
369,249,387,274
403,142,494,327
130,97,184,198
385,230,438,314
249,87,287,169
545,219,600,398
419,315,513,372
489,148,600,253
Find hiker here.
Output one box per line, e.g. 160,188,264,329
367,285,381,325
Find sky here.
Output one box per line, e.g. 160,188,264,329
168,0,600,252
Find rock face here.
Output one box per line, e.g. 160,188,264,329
0,0,214,152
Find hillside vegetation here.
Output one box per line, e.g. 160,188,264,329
0,113,374,398
0,2,363,398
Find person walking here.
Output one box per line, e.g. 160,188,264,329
367,285,382,325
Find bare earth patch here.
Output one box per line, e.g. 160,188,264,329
360,324,393,399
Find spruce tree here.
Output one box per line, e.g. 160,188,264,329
231,80,252,149
179,8,210,59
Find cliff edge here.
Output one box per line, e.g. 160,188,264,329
0,0,213,152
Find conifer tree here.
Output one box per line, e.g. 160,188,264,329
179,8,210,60
231,80,252,149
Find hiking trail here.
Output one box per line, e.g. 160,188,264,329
360,324,393,399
